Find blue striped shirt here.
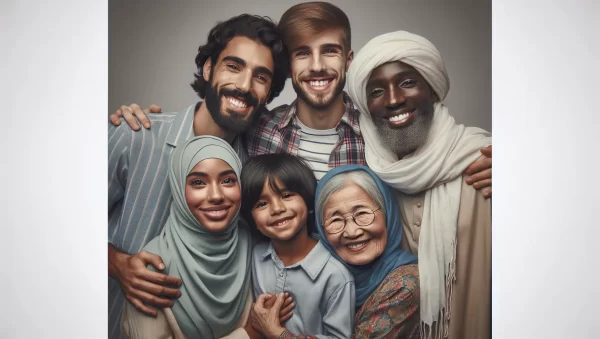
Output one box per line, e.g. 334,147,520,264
107,102,248,338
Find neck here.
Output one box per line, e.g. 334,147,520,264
296,93,345,130
193,102,235,143
271,226,317,267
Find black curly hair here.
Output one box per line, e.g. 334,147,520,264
190,14,289,104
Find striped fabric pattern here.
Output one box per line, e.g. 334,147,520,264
107,102,248,338
245,92,367,175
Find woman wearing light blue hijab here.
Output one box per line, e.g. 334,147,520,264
315,164,420,338
121,136,253,339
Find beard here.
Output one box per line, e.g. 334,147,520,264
371,108,434,158
292,71,346,110
204,81,264,135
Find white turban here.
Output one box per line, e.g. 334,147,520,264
347,30,491,338
347,30,450,118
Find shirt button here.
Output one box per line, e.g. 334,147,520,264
417,203,422,208
415,221,421,227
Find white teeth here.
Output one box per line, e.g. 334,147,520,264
308,80,330,87
389,112,410,122
275,219,290,226
347,241,367,249
227,97,248,108
206,209,226,215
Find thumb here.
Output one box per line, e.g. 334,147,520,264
480,145,492,157
272,292,286,312
139,251,166,270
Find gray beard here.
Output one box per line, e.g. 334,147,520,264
371,109,434,158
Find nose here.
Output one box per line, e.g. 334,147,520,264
309,53,325,72
235,69,253,93
343,219,364,238
385,87,405,108
270,198,286,215
207,184,224,203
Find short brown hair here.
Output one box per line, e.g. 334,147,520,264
278,2,351,52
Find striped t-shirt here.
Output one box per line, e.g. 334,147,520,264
296,119,340,180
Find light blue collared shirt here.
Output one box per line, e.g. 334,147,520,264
252,240,355,338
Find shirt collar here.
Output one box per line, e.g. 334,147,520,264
259,240,331,282
276,92,362,136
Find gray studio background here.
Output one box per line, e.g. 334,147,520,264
109,0,491,131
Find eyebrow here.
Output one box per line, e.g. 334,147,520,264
222,55,273,79
326,203,371,218
367,70,420,88
291,43,343,54
187,169,237,178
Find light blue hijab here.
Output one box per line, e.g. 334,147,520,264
315,164,417,307
143,136,252,338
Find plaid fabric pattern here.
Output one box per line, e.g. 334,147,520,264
246,92,366,168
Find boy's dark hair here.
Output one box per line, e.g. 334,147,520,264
190,14,289,104
241,153,318,234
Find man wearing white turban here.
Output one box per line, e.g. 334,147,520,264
347,30,492,339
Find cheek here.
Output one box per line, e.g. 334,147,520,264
290,60,306,79
251,210,268,229
185,186,206,209
367,100,384,117
224,186,241,208
369,224,387,256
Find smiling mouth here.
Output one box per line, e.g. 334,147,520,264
270,216,294,227
225,96,249,109
345,240,369,251
303,79,333,91
387,110,415,127
200,206,231,221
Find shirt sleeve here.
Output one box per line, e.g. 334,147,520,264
108,123,130,244
352,265,420,339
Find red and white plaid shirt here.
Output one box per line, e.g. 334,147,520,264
245,92,366,169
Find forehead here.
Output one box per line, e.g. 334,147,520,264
368,61,423,84
189,158,233,174
289,28,345,50
325,183,375,209
217,36,274,71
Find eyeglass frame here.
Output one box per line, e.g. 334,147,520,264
323,207,382,234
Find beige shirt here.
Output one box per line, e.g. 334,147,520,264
398,175,491,339
121,284,253,339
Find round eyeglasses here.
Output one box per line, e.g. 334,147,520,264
324,207,381,234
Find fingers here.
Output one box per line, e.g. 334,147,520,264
109,107,123,126
278,300,295,318
138,251,165,270
279,312,293,323
130,103,151,129
483,187,492,199
464,154,492,177
120,105,142,131
481,145,492,157
263,293,275,308
466,168,492,186
130,277,181,299
148,104,162,113
255,293,271,308
125,294,157,317
473,178,491,190
281,294,293,308
128,285,175,309
272,292,285,311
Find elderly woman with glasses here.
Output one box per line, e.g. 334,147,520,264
314,164,421,339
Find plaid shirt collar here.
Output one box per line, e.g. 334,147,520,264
275,92,362,136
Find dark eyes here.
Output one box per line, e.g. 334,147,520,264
368,79,417,98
